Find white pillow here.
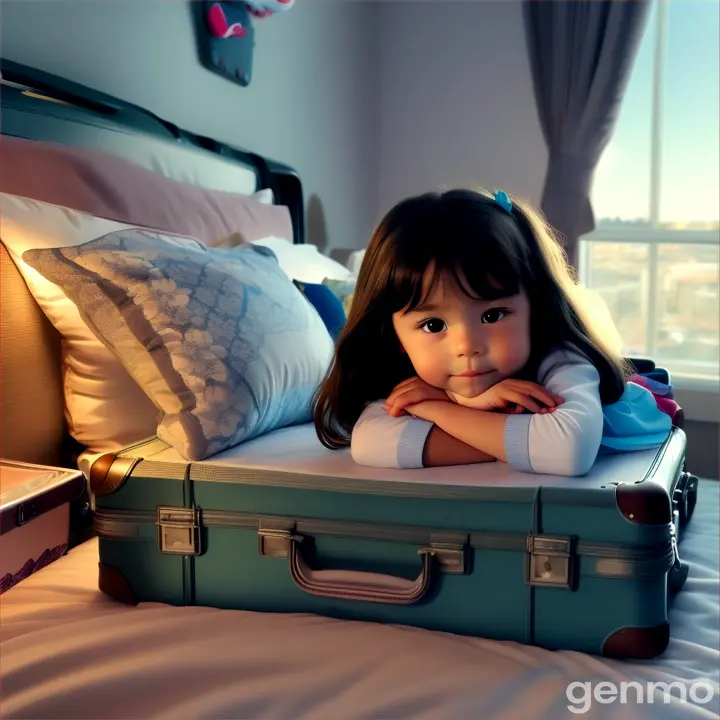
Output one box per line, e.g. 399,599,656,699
1,193,161,451
252,188,275,205
346,249,366,275
251,237,354,283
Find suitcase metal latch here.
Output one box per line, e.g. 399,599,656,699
525,535,576,589
258,527,301,558
428,534,467,574
157,506,202,556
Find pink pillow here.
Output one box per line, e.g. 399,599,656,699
0,135,293,243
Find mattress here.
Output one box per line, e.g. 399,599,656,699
1,481,718,719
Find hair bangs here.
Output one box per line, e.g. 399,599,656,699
382,253,438,316
382,210,525,316
443,243,522,304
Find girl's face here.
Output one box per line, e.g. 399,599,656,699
391,272,531,398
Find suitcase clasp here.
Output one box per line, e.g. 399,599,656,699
258,523,302,559
428,534,468,575
157,506,202,556
525,535,576,589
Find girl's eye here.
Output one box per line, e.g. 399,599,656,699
481,308,506,324
420,318,447,334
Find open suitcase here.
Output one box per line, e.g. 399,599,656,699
88,415,698,660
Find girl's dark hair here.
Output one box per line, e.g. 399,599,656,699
312,188,629,449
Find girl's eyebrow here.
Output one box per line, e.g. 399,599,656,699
408,301,441,314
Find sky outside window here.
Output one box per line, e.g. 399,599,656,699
592,0,719,229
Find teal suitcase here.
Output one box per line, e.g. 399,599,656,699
88,426,697,659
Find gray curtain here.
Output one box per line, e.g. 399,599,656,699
523,0,652,270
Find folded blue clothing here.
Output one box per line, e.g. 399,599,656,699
293,279,346,342
599,381,672,454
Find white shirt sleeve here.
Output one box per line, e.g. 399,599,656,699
503,349,604,476
350,400,434,469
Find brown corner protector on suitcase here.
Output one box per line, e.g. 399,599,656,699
615,480,672,525
89,453,140,496
89,453,118,495
98,563,138,605
602,623,670,660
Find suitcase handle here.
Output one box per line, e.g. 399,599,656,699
287,535,435,605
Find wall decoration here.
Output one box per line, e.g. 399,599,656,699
194,1,254,87
192,0,296,88
208,3,248,39
245,0,296,19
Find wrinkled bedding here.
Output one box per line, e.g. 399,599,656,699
1,481,718,720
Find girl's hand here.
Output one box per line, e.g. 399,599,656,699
384,376,450,417
468,379,563,414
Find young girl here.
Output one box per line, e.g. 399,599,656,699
312,188,673,476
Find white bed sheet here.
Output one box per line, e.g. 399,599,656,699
1,481,718,720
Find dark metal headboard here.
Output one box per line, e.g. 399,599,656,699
0,58,305,244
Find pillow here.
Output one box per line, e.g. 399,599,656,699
253,188,275,205
17,213,334,460
346,249,366,275
1,193,157,449
0,137,292,453
211,232,354,284
293,280,346,341
0,136,292,243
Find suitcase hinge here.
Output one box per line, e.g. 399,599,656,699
157,506,202,556
525,535,577,589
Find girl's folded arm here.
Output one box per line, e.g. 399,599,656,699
351,401,434,468
413,358,604,477
502,360,604,476
350,401,496,468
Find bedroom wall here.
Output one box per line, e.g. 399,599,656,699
0,0,380,253
376,0,547,217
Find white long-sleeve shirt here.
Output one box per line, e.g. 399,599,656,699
350,348,606,476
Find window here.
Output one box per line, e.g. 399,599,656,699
581,0,719,390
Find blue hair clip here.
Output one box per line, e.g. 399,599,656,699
493,190,513,214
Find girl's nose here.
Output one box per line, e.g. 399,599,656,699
455,327,484,357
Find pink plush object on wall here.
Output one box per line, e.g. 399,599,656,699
244,0,296,19
208,2,247,38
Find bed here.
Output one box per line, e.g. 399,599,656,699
1,59,718,719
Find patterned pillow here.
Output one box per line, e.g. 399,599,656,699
23,228,334,460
